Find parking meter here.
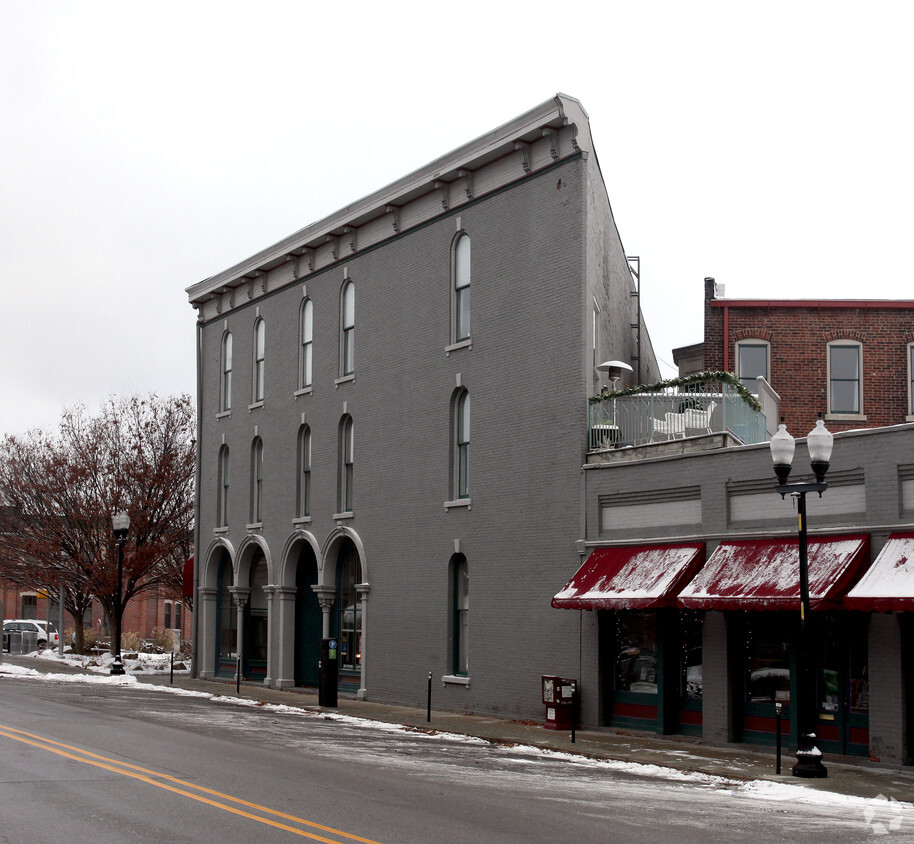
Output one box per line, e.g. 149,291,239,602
319,637,338,708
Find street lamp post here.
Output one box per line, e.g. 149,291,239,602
770,416,833,779
110,510,130,676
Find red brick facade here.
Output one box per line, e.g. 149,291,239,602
1,581,191,647
703,278,914,435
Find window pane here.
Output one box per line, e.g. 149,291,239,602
830,346,859,379
456,287,470,341
738,344,768,392
302,300,313,341
343,328,354,375
455,236,470,289
615,612,657,694
342,283,354,328
831,380,859,414
302,344,312,387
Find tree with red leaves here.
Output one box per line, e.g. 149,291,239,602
0,394,195,654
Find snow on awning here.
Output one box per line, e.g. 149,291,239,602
678,535,869,611
552,543,704,611
845,533,914,611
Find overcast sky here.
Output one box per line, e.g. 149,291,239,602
2,1,912,435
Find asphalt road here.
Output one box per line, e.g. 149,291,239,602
0,676,907,843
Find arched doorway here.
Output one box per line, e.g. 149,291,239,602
244,551,268,679
335,540,362,694
294,544,321,686
215,550,236,678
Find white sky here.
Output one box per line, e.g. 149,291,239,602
2,1,912,434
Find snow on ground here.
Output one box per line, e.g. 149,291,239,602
2,653,913,819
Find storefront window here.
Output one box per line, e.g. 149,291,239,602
679,611,703,699
615,612,657,694
217,555,236,663
336,544,362,673
248,554,268,663
745,615,791,703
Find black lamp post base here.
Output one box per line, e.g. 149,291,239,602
792,734,828,778
110,658,125,676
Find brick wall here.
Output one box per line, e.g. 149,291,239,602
703,280,914,433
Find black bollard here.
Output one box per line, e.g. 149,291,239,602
427,671,432,723
236,655,241,695
775,702,783,775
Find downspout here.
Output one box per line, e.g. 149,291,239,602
192,317,203,679
723,305,730,372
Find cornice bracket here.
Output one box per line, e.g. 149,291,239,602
515,141,532,174
543,128,560,161
457,169,474,200
326,234,340,261
433,180,450,211
343,226,358,253
385,205,401,233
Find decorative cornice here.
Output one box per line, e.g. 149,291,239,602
457,169,474,200
543,127,559,161
385,205,401,233
343,226,358,253
327,234,340,261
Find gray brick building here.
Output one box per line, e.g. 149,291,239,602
186,95,658,719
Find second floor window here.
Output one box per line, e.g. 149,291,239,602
217,445,230,527
340,416,354,512
736,341,769,394
250,437,264,524
456,390,470,499
253,318,266,403
300,299,313,389
828,341,862,415
909,344,914,416
297,425,311,518
220,332,233,412
341,282,355,376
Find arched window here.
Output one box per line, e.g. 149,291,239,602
297,425,311,518
451,554,469,676
220,332,233,412
828,340,863,416
217,445,230,527
336,542,362,676
340,281,355,376
339,416,354,513
300,299,313,390
252,318,265,403
250,437,264,524
453,234,471,343
456,390,470,499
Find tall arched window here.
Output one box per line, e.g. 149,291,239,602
250,437,264,524
340,281,355,376
339,415,354,513
220,332,233,412
453,234,471,342
217,445,230,527
252,318,265,403
452,554,469,676
216,552,236,676
300,299,313,390
297,425,311,518
456,390,470,499
336,542,362,677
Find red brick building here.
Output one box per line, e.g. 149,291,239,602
701,277,914,435
1,581,191,648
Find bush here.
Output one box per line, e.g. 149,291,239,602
121,631,141,652
151,626,175,652
81,627,98,653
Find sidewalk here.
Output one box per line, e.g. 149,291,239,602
6,651,914,805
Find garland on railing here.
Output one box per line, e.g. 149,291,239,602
589,370,762,412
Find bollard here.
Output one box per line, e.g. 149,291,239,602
570,685,577,744
427,671,432,723
236,655,241,695
775,701,783,775
170,650,174,684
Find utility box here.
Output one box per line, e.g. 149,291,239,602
542,675,576,730
319,637,338,708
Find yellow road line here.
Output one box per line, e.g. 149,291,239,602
0,723,383,844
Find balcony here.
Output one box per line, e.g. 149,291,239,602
588,373,778,455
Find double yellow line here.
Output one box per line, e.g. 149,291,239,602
0,723,383,843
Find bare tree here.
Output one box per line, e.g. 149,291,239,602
0,394,195,653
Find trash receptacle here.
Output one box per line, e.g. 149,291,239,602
542,675,576,730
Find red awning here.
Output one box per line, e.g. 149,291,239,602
845,533,914,611
552,543,704,610
678,535,869,611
